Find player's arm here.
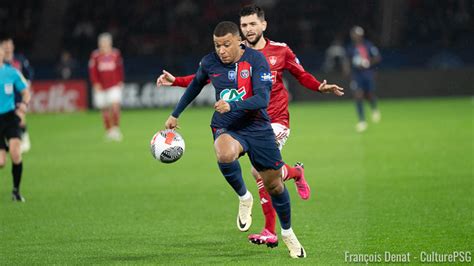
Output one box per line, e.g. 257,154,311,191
156,70,210,88
157,70,194,87
166,62,208,129
216,54,271,113
286,47,344,96
88,54,101,91
14,71,30,113
369,44,382,66
117,51,125,87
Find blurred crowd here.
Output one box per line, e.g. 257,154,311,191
0,0,473,78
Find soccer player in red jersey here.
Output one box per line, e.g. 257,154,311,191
157,5,343,248
88,33,124,141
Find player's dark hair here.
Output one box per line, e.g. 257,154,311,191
213,21,240,37
240,4,265,20
0,35,13,43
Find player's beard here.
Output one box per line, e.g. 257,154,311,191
246,32,263,46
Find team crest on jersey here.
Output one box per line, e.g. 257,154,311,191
240,69,249,79
228,70,236,81
269,56,277,66
220,87,246,102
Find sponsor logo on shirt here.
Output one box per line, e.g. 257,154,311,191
240,69,249,79
228,70,236,81
220,87,246,102
260,72,273,82
97,61,117,71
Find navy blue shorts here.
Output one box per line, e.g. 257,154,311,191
351,74,375,93
212,128,284,172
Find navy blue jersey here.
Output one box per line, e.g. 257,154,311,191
346,40,380,77
172,45,273,135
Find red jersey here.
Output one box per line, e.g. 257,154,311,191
88,48,124,90
173,38,321,128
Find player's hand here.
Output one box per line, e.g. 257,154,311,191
165,115,179,129
156,70,176,87
214,99,231,113
93,83,102,92
318,80,344,96
16,102,28,114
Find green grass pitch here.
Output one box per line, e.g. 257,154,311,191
0,97,472,264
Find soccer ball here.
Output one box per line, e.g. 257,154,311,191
150,129,185,163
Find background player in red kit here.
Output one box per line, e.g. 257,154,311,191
89,33,124,141
157,5,344,247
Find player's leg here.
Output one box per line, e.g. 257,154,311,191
0,149,6,168
271,123,310,199
8,137,24,202
94,89,112,138
0,136,7,168
18,116,30,153
259,168,306,258
109,86,123,141
249,135,305,258
248,167,278,247
365,78,381,123
214,132,253,232
352,80,367,132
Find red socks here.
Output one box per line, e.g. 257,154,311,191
282,164,302,181
256,178,276,234
102,107,121,130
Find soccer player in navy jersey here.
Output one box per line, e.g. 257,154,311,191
163,21,306,258
0,46,30,202
345,26,382,132
158,5,344,248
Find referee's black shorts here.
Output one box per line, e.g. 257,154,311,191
0,111,22,150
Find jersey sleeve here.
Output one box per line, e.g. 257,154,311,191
171,59,209,118
13,70,28,92
285,46,321,91
368,42,380,58
173,74,195,87
88,54,100,84
228,52,272,111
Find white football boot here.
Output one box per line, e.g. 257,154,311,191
282,229,306,258
356,121,368,132
372,110,381,123
237,193,253,232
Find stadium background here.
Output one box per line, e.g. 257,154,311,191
0,0,473,264
2,0,473,110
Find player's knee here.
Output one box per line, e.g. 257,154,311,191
10,153,22,164
216,151,238,163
